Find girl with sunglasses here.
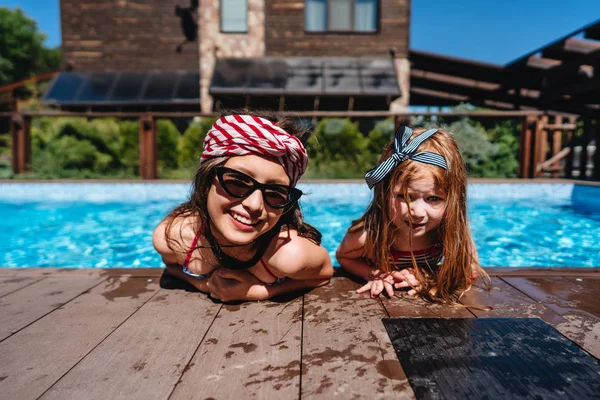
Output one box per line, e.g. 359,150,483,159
153,112,333,302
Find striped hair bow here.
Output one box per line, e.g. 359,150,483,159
364,126,447,189
202,115,308,186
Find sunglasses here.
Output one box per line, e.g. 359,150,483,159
214,167,302,209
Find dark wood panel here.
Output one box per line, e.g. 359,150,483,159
41,289,221,400
0,276,104,341
171,298,303,399
0,277,159,399
301,277,413,398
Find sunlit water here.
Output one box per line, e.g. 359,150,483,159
1,183,599,268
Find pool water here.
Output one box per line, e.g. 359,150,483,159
1,183,599,268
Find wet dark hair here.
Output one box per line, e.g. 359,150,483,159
164,110,321,267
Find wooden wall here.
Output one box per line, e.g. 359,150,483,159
264,0,410,57
60,0,199,72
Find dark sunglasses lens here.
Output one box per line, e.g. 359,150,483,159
220,172,255,198
264,188,290,208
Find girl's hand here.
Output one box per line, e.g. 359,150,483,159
208,268,268,302
356,271,395,298
391,269,422,296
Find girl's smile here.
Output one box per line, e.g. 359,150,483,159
207,154,289,246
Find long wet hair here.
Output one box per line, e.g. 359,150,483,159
349,128,490,305
164,110,321,264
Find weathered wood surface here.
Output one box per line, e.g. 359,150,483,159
0,277,159,399
0,269,598,399
42,289,220,400
171,298,303,399
0,276,40,297
0,276,104,341
302,277,412,399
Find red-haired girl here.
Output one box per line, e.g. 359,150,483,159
337,126,490,305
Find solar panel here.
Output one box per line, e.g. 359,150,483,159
141,72,180,101
174,72,200,100
248,59,287,94
211,58,253,94
43,73,86,103
110,72,147,102
76,72,116,102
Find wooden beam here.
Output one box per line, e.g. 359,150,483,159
518,116,533,178
551,116,563,177
138,115,157,180
10,113,31,174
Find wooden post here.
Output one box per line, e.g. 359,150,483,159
534,115,548,178
564,117,576,179
518,116,533,178
10,113,31,174
593,117,600,180
139,114,157,180
579,118,590,179
551,116,563,177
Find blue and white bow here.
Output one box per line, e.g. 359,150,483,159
364,126,447,189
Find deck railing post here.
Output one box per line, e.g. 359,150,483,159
579,118,591,179
551,116,563,177
593,117,600,180
518,116,533,178
10,113,31,174
139,114,157,180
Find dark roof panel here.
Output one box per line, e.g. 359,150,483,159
209,57,400,97
42,71,200,105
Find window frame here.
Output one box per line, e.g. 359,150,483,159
304,0,380,34
220,0,249,34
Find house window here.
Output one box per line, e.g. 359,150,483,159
221,0,248,33
305,0,378,32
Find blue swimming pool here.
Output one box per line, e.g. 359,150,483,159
1,183,599,268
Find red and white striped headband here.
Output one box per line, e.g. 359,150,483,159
202,115,308,185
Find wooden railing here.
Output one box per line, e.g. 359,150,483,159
1,110,597,180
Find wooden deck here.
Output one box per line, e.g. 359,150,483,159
0,268,598,399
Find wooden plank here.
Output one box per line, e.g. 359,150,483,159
0,277,159,399
301,277,413,399
382,291,474,318
502,277,600,358
0,276,40,297
0,276,104,341
171,297,303,399
460,278,565,324
518,116,532,178
0,268,163,278
41,289,221,400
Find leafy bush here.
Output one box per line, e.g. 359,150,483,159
448,119,498,176
117,120,139,174
156,119,180,170
306,118,370,177
366,118,395,164
178,117,216,169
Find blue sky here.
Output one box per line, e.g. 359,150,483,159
4,0,600,65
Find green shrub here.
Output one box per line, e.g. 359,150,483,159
178,117,216,169
366,118,395,164
156,119,180,170
117,120,139,174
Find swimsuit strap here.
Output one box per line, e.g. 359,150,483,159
258,235,292,285
183,230,202,268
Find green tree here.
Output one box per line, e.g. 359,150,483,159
0,7,60,85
